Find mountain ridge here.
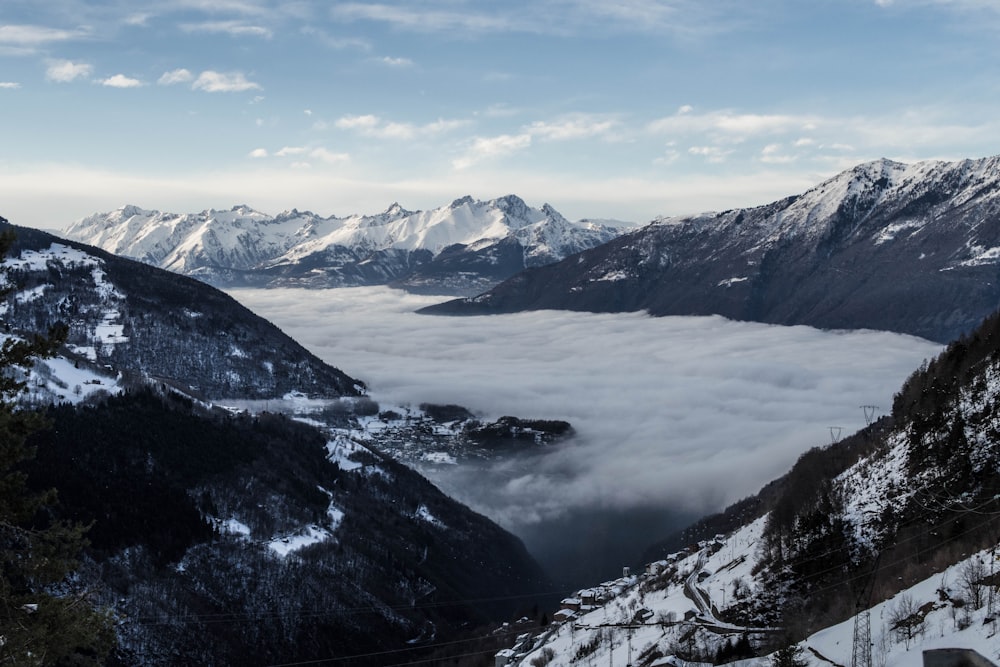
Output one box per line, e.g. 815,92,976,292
423,155,1000,343
63,196,629,295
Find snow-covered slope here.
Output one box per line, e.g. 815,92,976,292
62,196,627,294
0,223,362,399
426,156,1000,342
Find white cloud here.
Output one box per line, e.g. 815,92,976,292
175,0,270,15
309,148,350,164
180,21,273,38
760,143,797,164
649,109,818,138
191,70,261,93
0,82,21,89
248,148,268,158
0,24,84,46
267,146,349,164
158,69,194,85
688,145,732,162
379,56,414,67
331,3,516,33
100,74,143,88
527,115,618,141
452,133,532,170
230,286,940,540
335,114,380,131
335,114,467,140
45,60,93,83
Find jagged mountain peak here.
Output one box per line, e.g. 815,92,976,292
450,195,475,209
64,195,628,295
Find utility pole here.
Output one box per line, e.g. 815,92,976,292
851,405,880,667
861,405,879,427
851,554,882,667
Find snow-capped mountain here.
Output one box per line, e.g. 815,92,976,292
62,195,627,295
494,306,1000,667
425,156,1000,343
0,222,361,399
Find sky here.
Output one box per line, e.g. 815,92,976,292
4,1,1000,229
230,286,942,583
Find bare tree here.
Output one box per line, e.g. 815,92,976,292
888,593,924,649
959,558,987,610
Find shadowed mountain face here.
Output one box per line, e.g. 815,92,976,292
423,157,1000,343
0,222,362,399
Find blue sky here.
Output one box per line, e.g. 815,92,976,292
3,0,1000,229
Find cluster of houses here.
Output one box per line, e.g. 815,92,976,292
494,538,729,667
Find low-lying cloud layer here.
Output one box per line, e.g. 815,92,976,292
232,287,940,527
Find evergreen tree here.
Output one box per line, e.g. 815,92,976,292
770,642,808,667
0,229,114,665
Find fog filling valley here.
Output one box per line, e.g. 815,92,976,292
230,287,942,586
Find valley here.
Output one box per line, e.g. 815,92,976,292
227,286,941,587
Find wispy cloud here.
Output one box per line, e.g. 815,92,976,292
262,146,350,165
334,114,468,140
175,0,270,16
527,114,619,141
0,82,21,89
309,147,351,164
180,20,273,38
99,74,143,88
0,24,87,47
688,145,733,163
45,59,92,83
331,3,517,33
299,26,371,51
452,133,532,169
378,55,413,67
329,0,747,38
191,70,261,93
157,69,194,86
648,108,818,139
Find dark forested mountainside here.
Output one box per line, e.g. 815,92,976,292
424,157,1000,343
24,388,553,666
0,223,361,399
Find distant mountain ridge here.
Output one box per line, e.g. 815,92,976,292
424,156,1000,343
63,196,627,295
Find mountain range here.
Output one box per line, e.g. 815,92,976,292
62,196,627,295
425,156,1000,343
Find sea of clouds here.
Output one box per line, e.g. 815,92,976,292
230,286,942,582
